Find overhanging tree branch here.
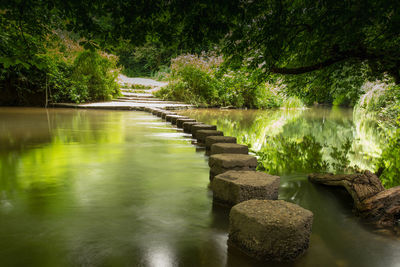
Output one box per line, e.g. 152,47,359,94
269,48,386,75
270,56,347,75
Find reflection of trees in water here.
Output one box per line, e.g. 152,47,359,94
257,135,329,174
181,107,385,176
0,108,131,218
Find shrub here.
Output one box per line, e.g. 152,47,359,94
281,96,305,109
68,50,119,102
0,26,120,106
156,53,283,108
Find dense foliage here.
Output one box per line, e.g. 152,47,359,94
0,1,119,106
116,40,174,78
2,0,400,106
222,0,400,104
155,54,286,108
375,126,400,188
355,83,400,187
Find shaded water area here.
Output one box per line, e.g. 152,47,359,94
0,107,399,267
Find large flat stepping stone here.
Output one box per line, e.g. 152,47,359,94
210,143,248,155
209,154,257,181
177,118,197,128
191,124,217,136
211,170,280,205
183,122,204,133
205,136,237,151
229,200,313,262
195,130,224,144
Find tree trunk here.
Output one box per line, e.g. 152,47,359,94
308,171,400,227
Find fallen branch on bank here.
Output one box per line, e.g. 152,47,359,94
308,171,400,227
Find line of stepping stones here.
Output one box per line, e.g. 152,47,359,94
143,107,314,262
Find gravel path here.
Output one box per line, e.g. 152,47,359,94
117,74,168,92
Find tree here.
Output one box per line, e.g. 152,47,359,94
2,0,400,105
222,0,400,85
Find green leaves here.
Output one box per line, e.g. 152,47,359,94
79,40,100,51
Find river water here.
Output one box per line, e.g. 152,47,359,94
0,107,399,267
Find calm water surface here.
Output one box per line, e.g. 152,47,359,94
0,107,399,267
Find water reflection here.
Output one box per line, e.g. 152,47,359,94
0,107,399,267
179,107,387,174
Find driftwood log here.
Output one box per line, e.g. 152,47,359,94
308,171,400,227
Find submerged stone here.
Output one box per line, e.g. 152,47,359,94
211,170,280,205
195,130,224,144
208,154,257,181
210,143,248,155
229,200,313,262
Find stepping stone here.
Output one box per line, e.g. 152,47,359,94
183,122,204,133
211,170,280,205
155,110,165,117
151,109,162,115
229,200,313,262
191,124,217,136
171,116,190,125
177,118,197,128
165,114,186,124
162,112,177,119
210,143,248,155
195,130,224,144
208,154,257,181
205,136,237,151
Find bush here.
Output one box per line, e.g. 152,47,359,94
0,26,120,106
156,53,283,108
281,96,305,109
68,51,119,102
48,50,120,104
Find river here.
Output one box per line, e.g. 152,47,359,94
0,107,398,266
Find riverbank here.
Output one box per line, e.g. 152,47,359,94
52,75,192,111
